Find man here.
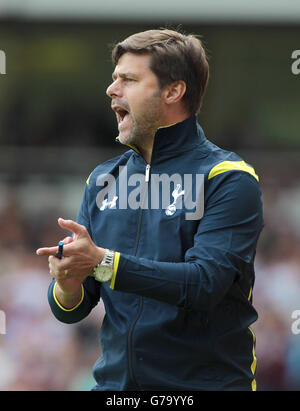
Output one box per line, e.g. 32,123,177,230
37,29,264,391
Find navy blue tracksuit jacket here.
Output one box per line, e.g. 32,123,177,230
48,116,264,391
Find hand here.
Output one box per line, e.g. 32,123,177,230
36,218,105,293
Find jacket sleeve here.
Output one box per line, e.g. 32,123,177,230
47,182,101,323
48,276,100,324
112,171,264,311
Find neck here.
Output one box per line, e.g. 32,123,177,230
139,147,152,164
138,112,190,163
135,137,154,164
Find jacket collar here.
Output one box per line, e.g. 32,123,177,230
152,115,206,157
116,115,207,163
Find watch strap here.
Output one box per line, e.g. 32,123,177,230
101,249,115,267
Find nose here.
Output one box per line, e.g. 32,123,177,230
106,79,121,99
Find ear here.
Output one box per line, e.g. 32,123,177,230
162,81,187,106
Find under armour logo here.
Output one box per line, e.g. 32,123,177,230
165,184,185,216
100,196,118,211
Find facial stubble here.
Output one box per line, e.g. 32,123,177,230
126,89,163,153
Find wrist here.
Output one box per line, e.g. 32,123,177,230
57,283,80,296
54,281,83,310
92,247,106,269
56,277,83,295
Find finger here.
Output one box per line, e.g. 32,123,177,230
45,242,76,258
52,256,72,272
37,236,75,257
62,236,74,245
48,255,55,263
48,255,58,275
58,218,87,237
36,236,72,257
36,246,59,256
48,255,72,278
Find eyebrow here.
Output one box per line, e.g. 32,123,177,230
112,72,138,81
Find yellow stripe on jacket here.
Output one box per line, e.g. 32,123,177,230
208,161,259,182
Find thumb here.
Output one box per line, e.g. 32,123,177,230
58,218,87,237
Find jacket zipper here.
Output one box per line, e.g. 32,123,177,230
145,164,151,183
127,163,151,389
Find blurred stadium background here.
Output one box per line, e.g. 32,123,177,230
0,0,300,391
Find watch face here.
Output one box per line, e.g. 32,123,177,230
94,266,113,283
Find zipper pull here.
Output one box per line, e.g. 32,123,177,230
145,164,151,182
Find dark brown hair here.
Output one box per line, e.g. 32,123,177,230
111,28,209,115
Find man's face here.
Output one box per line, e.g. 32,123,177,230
106,53,163,149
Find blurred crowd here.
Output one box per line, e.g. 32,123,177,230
0,169,300,391
0,192,105,390
252,174,300,390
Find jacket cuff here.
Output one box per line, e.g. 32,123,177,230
48,280,92,324
110,251,120,290
52,281,84,311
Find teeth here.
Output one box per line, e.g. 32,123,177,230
113,105,129,124
119,110,128,122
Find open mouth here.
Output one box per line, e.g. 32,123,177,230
117,109,129,125
112,105,130,127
